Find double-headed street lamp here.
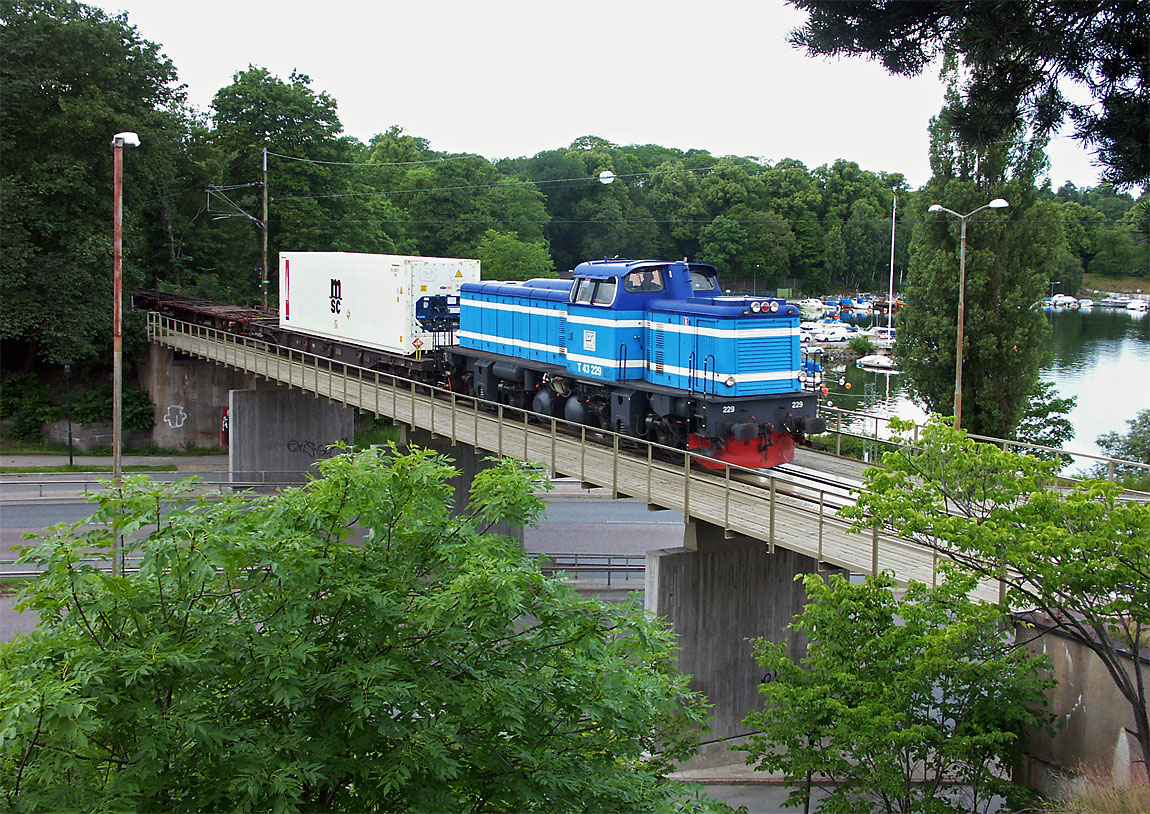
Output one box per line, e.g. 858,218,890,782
927,198,1009,431
112,131,140,491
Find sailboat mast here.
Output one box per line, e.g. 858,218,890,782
888,196,897,333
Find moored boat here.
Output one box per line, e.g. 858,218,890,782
856,354,900,373
863,326,896,348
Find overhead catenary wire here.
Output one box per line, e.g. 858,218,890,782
268,159,772,203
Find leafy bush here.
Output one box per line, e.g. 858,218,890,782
848,334,875,354
743,571,1054,814
1,449,719,811
72,385,154,430
0,372,60,440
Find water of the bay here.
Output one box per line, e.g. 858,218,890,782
816,305,1150,474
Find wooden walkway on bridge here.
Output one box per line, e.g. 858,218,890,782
147,313,999,601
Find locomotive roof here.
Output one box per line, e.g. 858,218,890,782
571,258,717,279
461,279,571,302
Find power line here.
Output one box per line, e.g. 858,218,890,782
270,161,771,203
266,150,478,167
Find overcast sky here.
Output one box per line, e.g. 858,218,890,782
92,0,1106,190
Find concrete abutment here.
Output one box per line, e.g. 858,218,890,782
140,343,252,449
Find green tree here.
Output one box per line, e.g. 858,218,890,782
697,215,750,276
1,448,721,811
822,223,847,286
1056,200,1107,269
844,418,1150,779
730,207,797,290
1014,380,1076,464
1092,408,1150,487
840,199,887,290
787,1,1149,187
742,571,1053,814
816,159,886,225
1042,248,1085,299
1089,226,1145,278
209,68,400,304
0,0,184,366
475,229,554,281
759,158,825,284
898,110,1055,439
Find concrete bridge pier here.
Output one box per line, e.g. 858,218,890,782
228,383,354,484
646,519,842,755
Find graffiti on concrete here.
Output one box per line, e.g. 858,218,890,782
163,404,187,429
286,437,351,460
287,439,323,459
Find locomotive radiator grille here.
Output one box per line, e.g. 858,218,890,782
650,325,665,374
736,336,793,372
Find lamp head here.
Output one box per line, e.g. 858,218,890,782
113,131,140,148
988,198,1009,208
928,204,943,213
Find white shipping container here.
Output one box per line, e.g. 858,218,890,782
279,252,481,356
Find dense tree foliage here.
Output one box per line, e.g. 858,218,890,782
0,0,183,366
897,104,1056,439
742,571,1053,814
844,419,1150,782
787,0,1150,188
1092,408,1150,487
475,229,555,281
0,449,723,811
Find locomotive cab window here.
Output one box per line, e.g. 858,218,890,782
592,279,617,305
573,278,596,304
690,270,719,291
623,268,664,293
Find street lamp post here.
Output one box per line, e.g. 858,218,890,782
927,198,1009,431
112,131,140,492
112,131,139,578
64,362,74,467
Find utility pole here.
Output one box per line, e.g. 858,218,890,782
262,147,269,310
206,155,267,308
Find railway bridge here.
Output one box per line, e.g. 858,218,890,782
143,312,990,746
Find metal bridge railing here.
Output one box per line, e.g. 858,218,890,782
143,312,1147,597
819,404,1150,486
533,553,646,586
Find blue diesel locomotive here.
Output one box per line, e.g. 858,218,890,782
445,258,825,469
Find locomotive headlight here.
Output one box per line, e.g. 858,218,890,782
769,301,779,312
750,301,762,313
725,376,735,387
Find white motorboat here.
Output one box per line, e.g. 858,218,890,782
1077,298,1094,308
1126,298,1149,312
797,298,827,319
856,354,900,373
